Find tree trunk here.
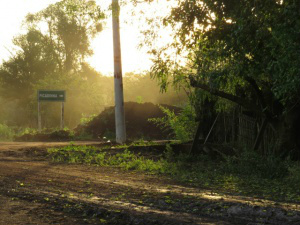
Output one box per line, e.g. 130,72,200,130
189,121,202,155
252,118,268,151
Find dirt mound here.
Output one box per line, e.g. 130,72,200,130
75,102,180,140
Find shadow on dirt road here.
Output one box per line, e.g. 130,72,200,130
0,142,299,225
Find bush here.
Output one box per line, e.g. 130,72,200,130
0,123,14,141
79,114,97,125
149,105,197,142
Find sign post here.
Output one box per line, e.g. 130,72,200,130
37,90,66,131
61,102,64,130
38,100,41,132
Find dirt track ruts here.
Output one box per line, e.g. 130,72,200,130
0,142,299,225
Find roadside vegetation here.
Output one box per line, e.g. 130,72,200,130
48,144,300,204
0,123,15,141
0,1,299,224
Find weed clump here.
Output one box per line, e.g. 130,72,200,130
48,145,170,173
149,105,197,142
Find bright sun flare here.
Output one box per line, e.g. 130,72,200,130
0,0,174,75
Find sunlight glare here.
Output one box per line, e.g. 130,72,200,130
0,0,175,75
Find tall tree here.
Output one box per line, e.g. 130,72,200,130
0,0,105,127
0,0,105,100
25,0,104,73
0,29,57,99
146,0,300,154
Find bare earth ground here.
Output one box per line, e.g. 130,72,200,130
0,142,299,225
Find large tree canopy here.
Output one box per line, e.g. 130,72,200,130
0,0,106,127
141,0,300,154
0,0,105,100
148,0,299,119
26,0,104,72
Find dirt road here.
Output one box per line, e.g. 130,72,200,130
0,142,299,225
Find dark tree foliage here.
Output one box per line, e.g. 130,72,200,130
147,0,300,154
0,29,58,99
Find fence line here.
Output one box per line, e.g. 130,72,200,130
209,110,277,152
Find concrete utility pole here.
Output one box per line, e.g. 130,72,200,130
112,0,126,143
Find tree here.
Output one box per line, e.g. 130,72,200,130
0,29,58,100
25,0,104,73
0,0,105,127
0,0,105,99
146,0,300,155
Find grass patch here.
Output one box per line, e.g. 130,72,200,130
48,145,172,173
47,144,300,203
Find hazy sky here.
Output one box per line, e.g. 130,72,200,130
0,1,59,63
0,0,157,75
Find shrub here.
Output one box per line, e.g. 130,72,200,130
0,123,14,141
149,105,197,142
80,114,97,125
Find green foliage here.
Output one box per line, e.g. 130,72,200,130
80,114,97,125
0,0,105,97
25,0,105,72
158,147,299,202
136,96,144,104
48,145,170,173
47,144,300,203
145,0,300,120
48,145,104,164
21,128,38,135
287,163,300,188
164,143,175,161
149,105,197,142
0,1,106,128
0,125,42,141
222,150,289,179
0,123,14,141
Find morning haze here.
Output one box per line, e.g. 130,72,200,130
0,1,299,224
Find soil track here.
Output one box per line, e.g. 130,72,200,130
0,142,299,225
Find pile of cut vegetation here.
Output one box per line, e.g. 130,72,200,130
75,102,180,140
